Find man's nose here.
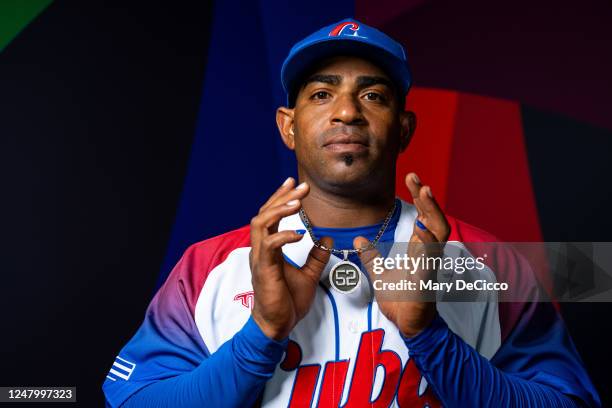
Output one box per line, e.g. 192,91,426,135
331,93,366,125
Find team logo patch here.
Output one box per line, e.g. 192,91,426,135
106,356,136,382
329,21,360,37
234,291,255,310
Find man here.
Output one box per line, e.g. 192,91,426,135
103,19,600,407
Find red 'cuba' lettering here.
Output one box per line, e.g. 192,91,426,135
317,360,350,407
285,331,443,407
343,330,402,407
397,359,442,408
288,365,320,408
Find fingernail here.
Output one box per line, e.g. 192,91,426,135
296,182,307,190
287,199,300,206
412,174,420,184
426,186,433,198
416,219,428,231
283,177,293,186
295,229,306,235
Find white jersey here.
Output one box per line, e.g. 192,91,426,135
196,199,500,406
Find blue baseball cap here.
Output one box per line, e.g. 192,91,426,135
281,18,412,107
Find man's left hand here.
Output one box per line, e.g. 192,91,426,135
354,172,451,338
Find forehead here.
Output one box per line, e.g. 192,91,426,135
305,55,391,83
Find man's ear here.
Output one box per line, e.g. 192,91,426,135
399,110,416,153
276,106,296,150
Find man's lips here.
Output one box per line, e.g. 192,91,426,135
322,134,369,153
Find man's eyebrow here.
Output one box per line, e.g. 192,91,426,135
302,74,342,87
356,75,394,90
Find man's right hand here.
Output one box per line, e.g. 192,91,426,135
249,177,331,340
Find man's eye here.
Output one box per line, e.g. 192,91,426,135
364,92,383,101
311,91,330,100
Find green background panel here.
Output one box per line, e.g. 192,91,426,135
0,0,53,52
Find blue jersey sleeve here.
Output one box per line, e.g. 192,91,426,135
119,316,286,408
102,247,287,407
403,305,601,407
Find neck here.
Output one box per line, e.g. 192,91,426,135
300,183,396,228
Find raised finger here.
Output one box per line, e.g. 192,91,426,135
265,181,309,213
415,186,450,242
253,199,302,236
251,199,299,254
300,236,333,282
416,185,442,217
405,172,424,217
263,182,310,235
259,177,295,213
258,230,306,268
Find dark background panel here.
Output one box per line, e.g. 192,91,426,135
0,1,213,405
379,0,612,131
521,106,612,243
522,105,612,403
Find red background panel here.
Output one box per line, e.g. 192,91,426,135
397,88,542,242
396,87,459,209
446,93,542,242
